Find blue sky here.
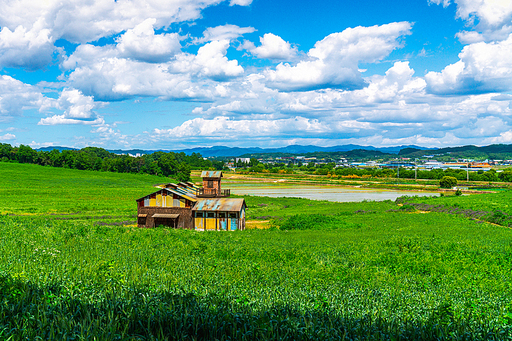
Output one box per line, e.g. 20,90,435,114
1,0,512,150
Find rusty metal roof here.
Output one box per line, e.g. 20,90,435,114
177,184,196,195
154,183,178,189
192,198,245,212
164,188,197,202
186,181,198,187
201,171,222,178
135,188,197,203
173,186,196,198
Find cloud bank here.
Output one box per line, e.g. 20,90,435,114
0,0,511,148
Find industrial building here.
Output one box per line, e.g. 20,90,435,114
136,171,246,231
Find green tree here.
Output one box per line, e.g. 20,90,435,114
211,160,225,171
73,152,94,170
249,158,259,167
59,150,76,168
439,176,458,188
157,153,179,177
15,145,38,164
47,149,62,167
175,163,191,182
498,169,512,182
482,169,498,182
0,143,13,160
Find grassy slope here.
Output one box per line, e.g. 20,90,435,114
1,162,512,339
0,162,172,225
403,191,512,215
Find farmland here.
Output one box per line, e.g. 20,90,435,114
1,162,512,340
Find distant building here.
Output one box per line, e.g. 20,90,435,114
421,161,443,169
236,158,251,163
136,171,245,231
382,162,416,168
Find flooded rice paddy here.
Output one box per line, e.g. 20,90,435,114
228,183,439,202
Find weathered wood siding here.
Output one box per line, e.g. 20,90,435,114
137,207,193,229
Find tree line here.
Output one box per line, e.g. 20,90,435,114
0,144,224,181
331,166,512,182
240,160,512,182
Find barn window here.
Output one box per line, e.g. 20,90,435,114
137,215,147,226
207,212,215,218
218,212,226,218
229,213,237,219
196,212,203,218
207,180,213,188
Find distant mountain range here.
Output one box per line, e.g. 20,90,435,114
36,146,78,152
34,143,512,159
169,144,433,157
36,144,431,157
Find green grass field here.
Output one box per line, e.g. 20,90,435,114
1,162,512,340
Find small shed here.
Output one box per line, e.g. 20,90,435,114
193,198,246,231
199,171,224,197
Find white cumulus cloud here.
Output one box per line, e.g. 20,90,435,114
0,0,247,70
431,0,512,42
263,22,412,91
0,133,15,141
153,116,332,140
425,33,512,94
191,40,244,80
229,0,253,6
193,24,255,44
38,89,103,125
0,0,228,44
0,19,55,69
64,37,242,100
246,33,298,60
116,18,183,63
0,75,48,120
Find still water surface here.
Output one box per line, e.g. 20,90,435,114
228,184,439,203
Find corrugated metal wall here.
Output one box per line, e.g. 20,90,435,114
194,211,242,231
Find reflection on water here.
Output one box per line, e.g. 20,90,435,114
228,184,439,203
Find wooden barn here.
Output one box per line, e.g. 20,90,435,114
136,171,245,231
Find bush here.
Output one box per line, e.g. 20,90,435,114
399,204,417,212
272,214,358,230
272,214,335,230
439,176,457,189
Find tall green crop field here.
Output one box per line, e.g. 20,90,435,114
1,162,512,340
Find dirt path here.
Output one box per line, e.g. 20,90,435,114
246,220,270,229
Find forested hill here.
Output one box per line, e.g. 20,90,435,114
238,144,512,161
239,149,394,161
0,144,223,181
170,144,427,157
398,144,512,160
